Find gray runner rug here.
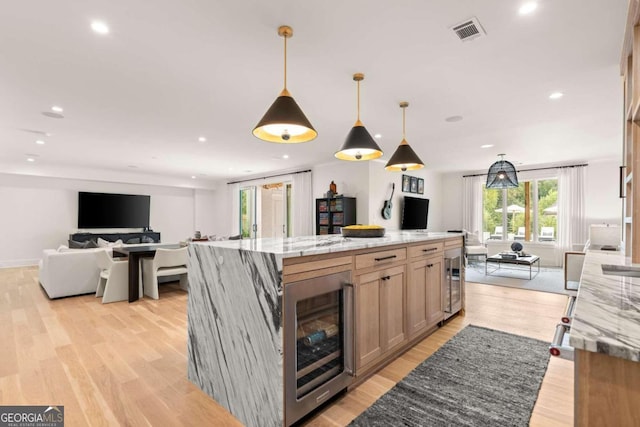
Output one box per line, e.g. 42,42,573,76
349,325,550,427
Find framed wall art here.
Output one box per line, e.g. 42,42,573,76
418,178,424,194
402,175,410,192
410,177,418,193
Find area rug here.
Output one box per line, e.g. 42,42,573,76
349,325,550,427
465,263,567,295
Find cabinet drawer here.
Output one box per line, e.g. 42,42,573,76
355,248,406,270
408,242,443,258
444,237,463,248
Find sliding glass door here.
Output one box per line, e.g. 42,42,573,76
239,181,292,239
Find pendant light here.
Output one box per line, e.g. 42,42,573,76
253,26,317,143
335,73,383,161
486,154,519,188
385,102,424,171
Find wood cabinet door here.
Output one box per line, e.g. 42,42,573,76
381,266,406,352
407,259,428,338
426,256,444,326
355,270,382,369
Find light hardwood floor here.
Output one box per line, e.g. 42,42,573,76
0,267,572,426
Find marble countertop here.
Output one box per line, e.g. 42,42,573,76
192,231,462,258
570,250,640,362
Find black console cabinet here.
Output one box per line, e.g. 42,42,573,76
69,231,161,245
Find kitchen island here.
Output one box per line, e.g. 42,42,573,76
186,231,463,427
569,249,640,425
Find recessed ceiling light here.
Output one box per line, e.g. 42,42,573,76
35,140,45,145
91,21,110,34
228,167,234,171
26,157,35,162
519,2,538,15
445,115,463,123
191,175,197,179
549,92,564,100
51,105,63,113
374,133,382,139
481,144,494,148
198,136,207,142
283,154,289,159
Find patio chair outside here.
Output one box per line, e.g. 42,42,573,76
540,226,555,241
490,226,503,240
514,227,525,240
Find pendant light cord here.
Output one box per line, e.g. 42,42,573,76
402,106,406,139
283,35,287,90
357,80,361,122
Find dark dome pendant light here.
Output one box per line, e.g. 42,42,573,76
486,154,519,188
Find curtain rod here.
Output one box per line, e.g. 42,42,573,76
227,169,312,185
462,163,588,178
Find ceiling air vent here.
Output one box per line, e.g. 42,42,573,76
450,17,486,42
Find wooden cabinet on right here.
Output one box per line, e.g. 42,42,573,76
354,264,406,372
407,254,444,338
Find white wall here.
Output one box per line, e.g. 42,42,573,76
585,159,622,226
0,174,205,267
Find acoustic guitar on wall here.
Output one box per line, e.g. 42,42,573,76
381,183,395,219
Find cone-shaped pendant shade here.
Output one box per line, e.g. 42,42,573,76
253,89,317,143
385,102,424,171
385,139,424,171
253,26,316,144
335,73,383,161
335,120,383,161
486,154,519,188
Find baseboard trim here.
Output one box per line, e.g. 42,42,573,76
0,259,40,268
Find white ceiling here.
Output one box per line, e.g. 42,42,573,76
0,0,628,187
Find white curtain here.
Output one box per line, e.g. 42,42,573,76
292,171,313,237
462,175,485,241
557,165,587,261
229,183,240,235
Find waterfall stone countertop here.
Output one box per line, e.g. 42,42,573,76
194,230,462,257
570,250,640,362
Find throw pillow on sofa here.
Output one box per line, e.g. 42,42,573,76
69,240,99,249
126,237,141,244
141,235,155,244
97,237,124,248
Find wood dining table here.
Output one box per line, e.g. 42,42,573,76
112,244,182,302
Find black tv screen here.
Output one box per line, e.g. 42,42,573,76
78,192,150,229
401,196,429,230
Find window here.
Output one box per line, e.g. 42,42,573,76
483,178,557,243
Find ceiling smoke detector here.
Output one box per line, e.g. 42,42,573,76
450,17,486,42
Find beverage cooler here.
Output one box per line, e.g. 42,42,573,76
444,247,462,319
284,271,354,426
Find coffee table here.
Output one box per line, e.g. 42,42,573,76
485,253,540,279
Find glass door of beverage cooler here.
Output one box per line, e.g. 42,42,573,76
444,247,462,319
284,271,354,426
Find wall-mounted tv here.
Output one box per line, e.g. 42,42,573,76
78,192,150,229
401,196,429,230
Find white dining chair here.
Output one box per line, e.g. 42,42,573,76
95,249,130,303
141,247,188,299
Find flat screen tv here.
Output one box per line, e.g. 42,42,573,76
78,192,150,229
401,196,429,230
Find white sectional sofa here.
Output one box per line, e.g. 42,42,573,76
39,247,112,298
38,242,179,299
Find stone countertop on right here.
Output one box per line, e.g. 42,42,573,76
570,249,640,362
